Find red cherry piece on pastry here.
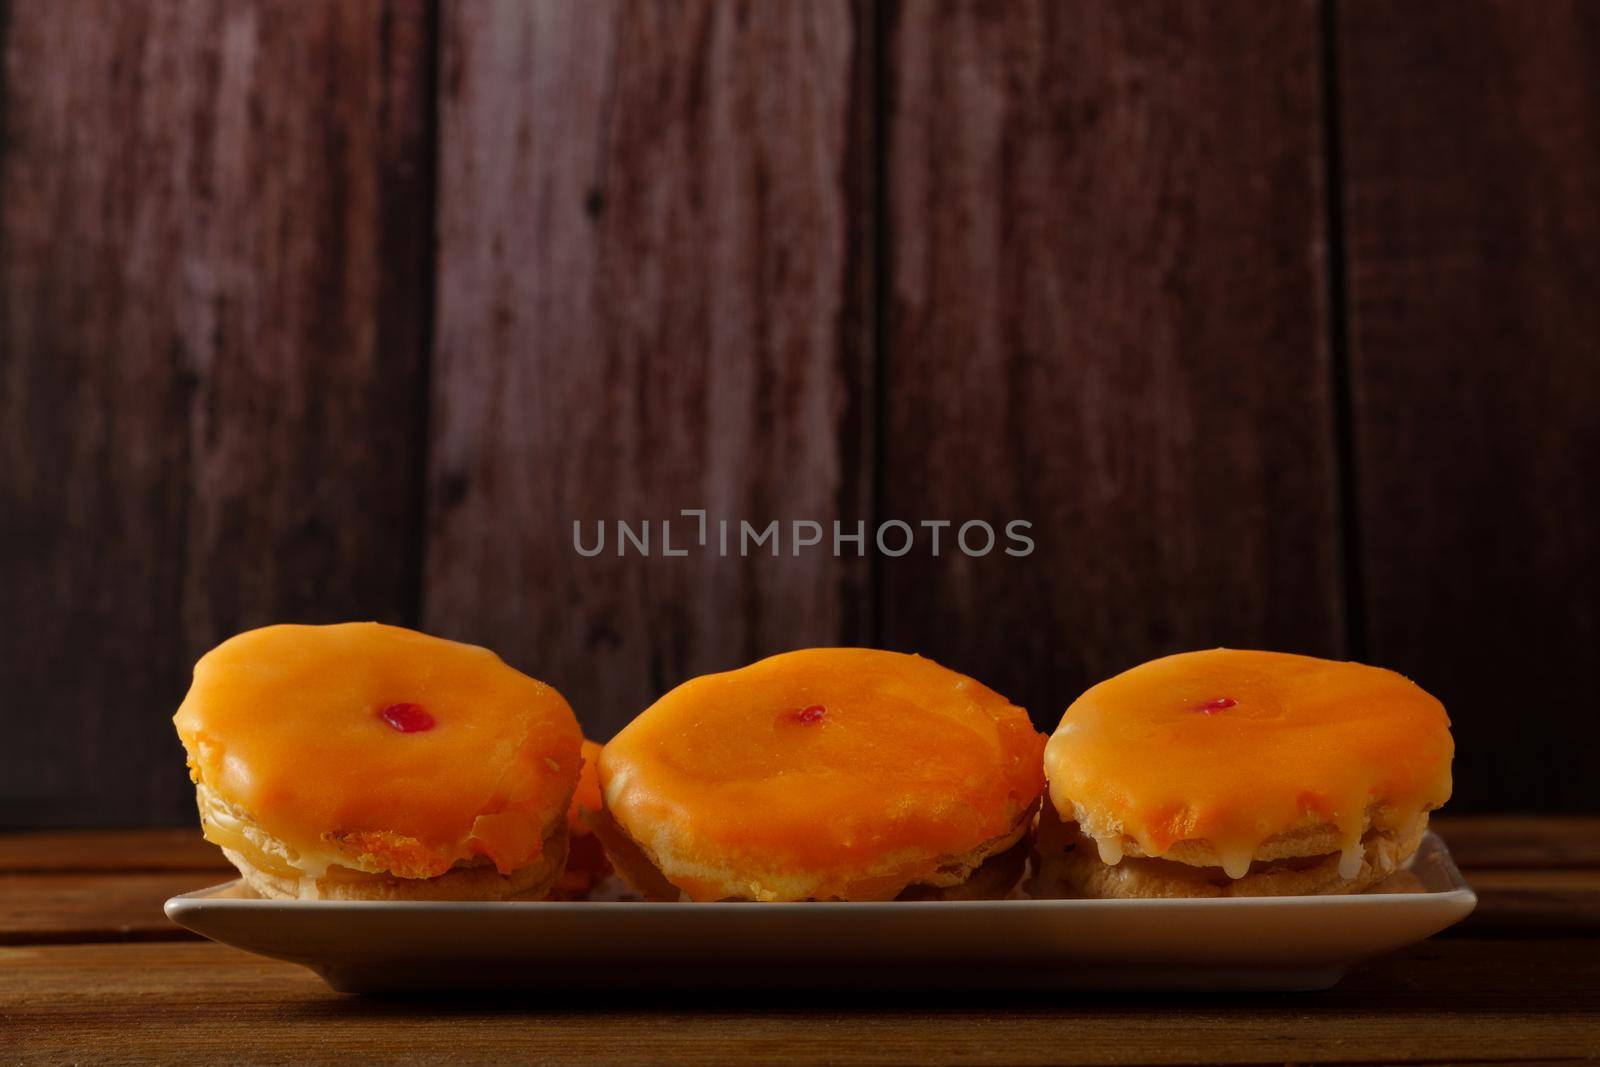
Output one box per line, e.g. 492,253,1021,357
1191,697,1237,715
378,702,435,733
787,704,827,725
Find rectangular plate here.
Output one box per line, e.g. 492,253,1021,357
165,831,1475,994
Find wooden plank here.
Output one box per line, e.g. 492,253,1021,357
0,872,206,945
1,939,1595,1064
0,829,226,873
1432,815,1600,870
879,1,1342,727
1337,1,1600,810
1454,869,1600,939
0,0,435,826
426,1,873,738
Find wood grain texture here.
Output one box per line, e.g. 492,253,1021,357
426,0,873,737
1,0,1597,828
1457,869,1600,938
1431,815,1600,869
0,872,207,945
0,1,433,826
879,1,1342,729
1337,0,1600,810
0,829,227,873
2,938,1596,1064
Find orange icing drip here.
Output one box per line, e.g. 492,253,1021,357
600,648,1046,901
1044,649,1453,873
568,739,605,838
555,739,612,897
173,623,582,878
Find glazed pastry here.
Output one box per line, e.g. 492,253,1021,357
173,623,583,900
595,648,1046,901
1031,649,1453,898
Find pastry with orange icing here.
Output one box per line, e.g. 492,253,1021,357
173,623,583,901
1030,649,1453,898
595,648,1047,902
553,739,614,899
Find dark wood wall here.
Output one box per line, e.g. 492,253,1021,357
2,0,1596,825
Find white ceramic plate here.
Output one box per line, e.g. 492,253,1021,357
165,831,1475,994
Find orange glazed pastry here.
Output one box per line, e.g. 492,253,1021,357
596,648,1047,902
1031,649,1454,898
173,623,583,901
553,739,614,899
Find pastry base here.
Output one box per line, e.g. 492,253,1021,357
224,823,569,902
1028,803,1428,899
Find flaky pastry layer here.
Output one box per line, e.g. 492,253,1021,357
1029,802,1428,899
224,822,569,901
591,800,1037,902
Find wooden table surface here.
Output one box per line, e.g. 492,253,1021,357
2,816,1596,1065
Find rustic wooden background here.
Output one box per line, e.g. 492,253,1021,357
2,0,1596,825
